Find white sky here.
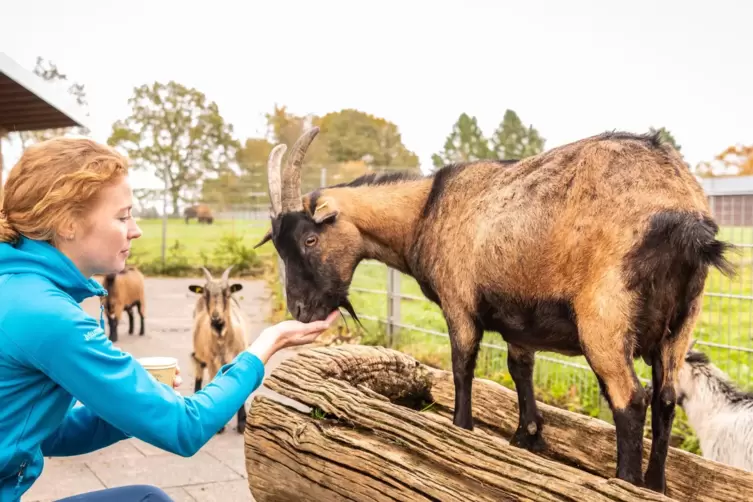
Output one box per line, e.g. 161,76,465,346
1,0,752,189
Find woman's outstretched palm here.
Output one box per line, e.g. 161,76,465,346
272,310,340,347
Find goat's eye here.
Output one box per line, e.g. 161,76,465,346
304,235,318,247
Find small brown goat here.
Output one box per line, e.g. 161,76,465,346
255,127,735,493
103,266,146,343
184,203,214,224
189,266,248,433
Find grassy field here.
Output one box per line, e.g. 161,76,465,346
129,217,273,262
124,217,276,276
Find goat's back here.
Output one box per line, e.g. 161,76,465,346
413,131,712,298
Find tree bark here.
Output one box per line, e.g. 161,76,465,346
245,345,753,502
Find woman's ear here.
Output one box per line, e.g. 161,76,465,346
56,218,78,243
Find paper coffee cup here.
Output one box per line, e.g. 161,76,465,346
138,356,178,386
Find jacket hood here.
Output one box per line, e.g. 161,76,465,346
0,236,106,303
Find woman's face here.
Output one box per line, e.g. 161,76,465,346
61,175,143,278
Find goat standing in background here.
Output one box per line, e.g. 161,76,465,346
103,266,146,342
673,345,753,472
189,266,249,434
254,127,735,493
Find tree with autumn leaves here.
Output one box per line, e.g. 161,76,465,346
105,81,420,214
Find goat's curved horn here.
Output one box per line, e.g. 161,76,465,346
281,127,320,213
267,144,286,217
201,267,213,282
221,264,234,284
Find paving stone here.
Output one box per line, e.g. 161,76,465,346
184,479,254,502
88,452,242,489
162,486,197,501
22,462,105,502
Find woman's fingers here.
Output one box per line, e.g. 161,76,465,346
307,310,339,333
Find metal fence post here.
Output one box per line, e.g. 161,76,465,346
386,267,401,347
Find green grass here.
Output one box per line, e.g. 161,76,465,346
130,217,273,263
125,217,276,276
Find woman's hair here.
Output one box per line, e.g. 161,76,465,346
0,136,130,245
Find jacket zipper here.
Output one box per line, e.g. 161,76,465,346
16,460,27,488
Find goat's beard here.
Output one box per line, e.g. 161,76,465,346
337,296,367,335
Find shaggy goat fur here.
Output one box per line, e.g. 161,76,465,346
255,127,735,493
103,266,146,342
189,266,248,433
674,347,753,472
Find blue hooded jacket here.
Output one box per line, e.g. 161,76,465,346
0,236,266,501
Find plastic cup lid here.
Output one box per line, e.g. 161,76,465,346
138,356,178,369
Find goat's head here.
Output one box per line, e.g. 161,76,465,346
188,266,242,333
253,127,361,323
674,339,724,407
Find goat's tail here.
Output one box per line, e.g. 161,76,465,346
634,211,736,282
627,211,736,358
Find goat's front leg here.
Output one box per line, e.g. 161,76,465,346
507,343,546,452
191,352,206,393
236,403,247,434
445,308,483,430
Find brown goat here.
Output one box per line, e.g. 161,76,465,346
254,127,734,493
189,266,248,433
184,203,214,224
103,266,146,343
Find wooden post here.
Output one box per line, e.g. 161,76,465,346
386,267,401,347
244,345,753,502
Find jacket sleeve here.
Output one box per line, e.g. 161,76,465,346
9,290,266,457
40,403,132,457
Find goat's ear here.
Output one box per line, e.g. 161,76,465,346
254,228,273,249
230,283,243,293
188,285,203,294
312,198,340,225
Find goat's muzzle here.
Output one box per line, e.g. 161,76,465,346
210,316,225,334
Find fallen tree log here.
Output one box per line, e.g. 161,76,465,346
244,345,753,502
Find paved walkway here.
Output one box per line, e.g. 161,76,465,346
22,276,291,502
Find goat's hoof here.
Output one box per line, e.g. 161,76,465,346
236,423,245,434
510,427,547,453
644,468,666,494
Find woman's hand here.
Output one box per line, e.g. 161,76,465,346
246,310,339,364
173,365,183,390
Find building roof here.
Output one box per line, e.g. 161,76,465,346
698,174,753,196
0,52,91,132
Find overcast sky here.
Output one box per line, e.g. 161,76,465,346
1,0,751,189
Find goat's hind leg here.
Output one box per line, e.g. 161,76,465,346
134,300,146,336
507,343,546,452
644,296,701,493
126,305,135,335
576,281,648,488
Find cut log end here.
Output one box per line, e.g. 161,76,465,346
245,345,753,502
